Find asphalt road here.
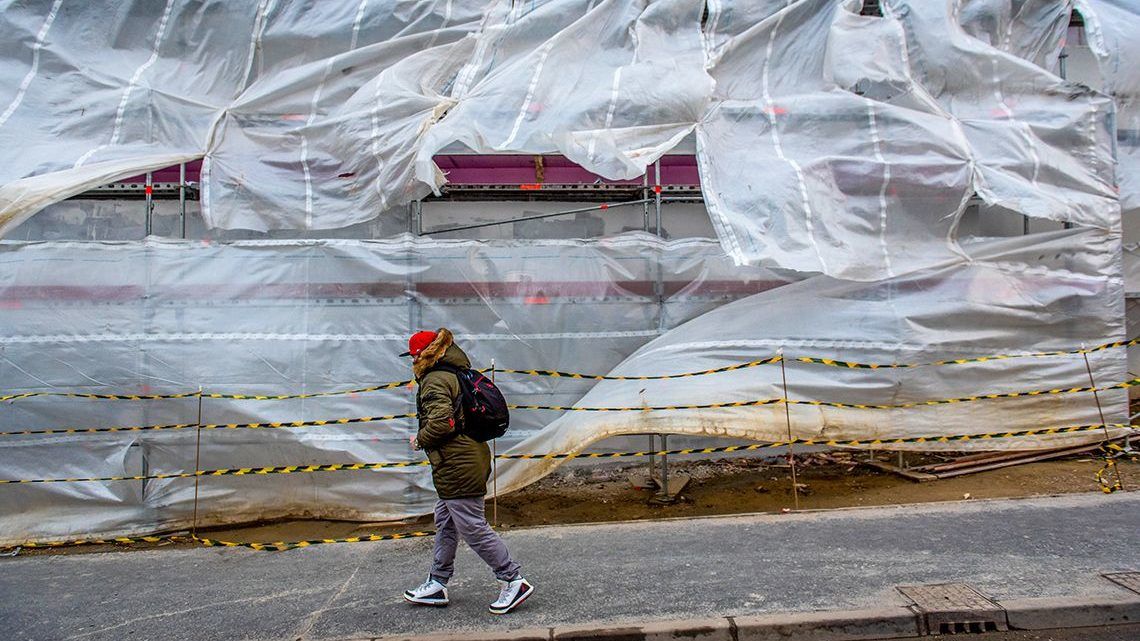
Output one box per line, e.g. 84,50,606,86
0,492,1137,641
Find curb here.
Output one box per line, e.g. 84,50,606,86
1001,595,1140,630
379,594,1140,641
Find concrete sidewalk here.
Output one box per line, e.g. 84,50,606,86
1,493,1137,641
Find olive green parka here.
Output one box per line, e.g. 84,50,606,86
414,328,491,500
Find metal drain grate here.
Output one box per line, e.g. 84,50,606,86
1103,572,1140,595
897,583,1009,635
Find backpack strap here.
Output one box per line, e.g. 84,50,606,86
425,364,464,422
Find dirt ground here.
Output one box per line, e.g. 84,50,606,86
14,451,1136,556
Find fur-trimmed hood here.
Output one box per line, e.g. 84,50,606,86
413,328,470,379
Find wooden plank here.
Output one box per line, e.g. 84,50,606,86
861,460,939,482
914,443,1101,474
929,444,1102,479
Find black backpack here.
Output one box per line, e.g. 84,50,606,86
429,364,510,442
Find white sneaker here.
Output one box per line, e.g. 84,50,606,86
488,576,534,615
403,577,449,606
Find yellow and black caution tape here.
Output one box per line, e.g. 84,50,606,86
4,377,1136,439
4,423,1134,485
192,531,434,552
494,356,783,380
1097,442,1136,494
202,381,413,400
0,390,202,403
509,378,1140,413
0,381,415,403
0,422,201,437
5,530,436,553
496,423,1137,460
1104,442,1139,461
0,413,417,438
496,338,1140,378
1096,458,1124,493
7,424,1136,552
17,534,181,549
3,337,1136,403
789,379,1140,410
792,338,1140,370
510,398,784,412
0,460,432,485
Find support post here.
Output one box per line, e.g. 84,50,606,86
1083,349,1125,490
642,172,650,232
179,162,187,238
779,350,800,510
659,433,669,498
491,358,499,527
144,172,154,237
653,160,662,236
400,243,422,510
191,386,204,538
648,434,656,483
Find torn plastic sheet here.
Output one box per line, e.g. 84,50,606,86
414,0,712,186
0,231,1126,544
0,0,253,234
957,0,1072,71
1077,0,1140,228
696,0,975,279
695,0,1118,279
888,0,1118,228
201,1,485,231
0,0,1127,279
0,0,487,236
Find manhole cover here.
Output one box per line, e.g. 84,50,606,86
897,583,1008,635
1103,572,1140,595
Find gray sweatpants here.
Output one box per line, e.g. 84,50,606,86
430,497,520,583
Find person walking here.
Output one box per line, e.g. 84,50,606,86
400,328,534,614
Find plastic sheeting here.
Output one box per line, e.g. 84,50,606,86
0,0,244,229
414,0,711,184
1079,0,1140,226
0,1,1134,543
958,0,1072,72
0,1,486,234
0,0,1129,281
0,231,1126,544
698,0,1116,279
697,0,976,279
0,235,787,542
203,2,485,230
498,228,1129,497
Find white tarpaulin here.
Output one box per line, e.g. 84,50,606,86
1079,0,1140,225
0,233,1126,544
414,0,712,184
0,236,790,542
498,228,1129,495
0,1,1130,278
